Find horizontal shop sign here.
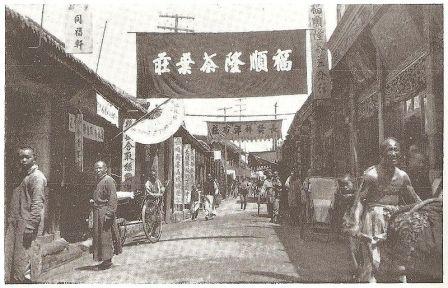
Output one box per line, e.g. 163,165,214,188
69,113,104,142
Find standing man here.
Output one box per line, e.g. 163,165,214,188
407,144,432,200
272,171,282,223
91,161,122,270
204,174,218,220
347,138,421,282
285,170,301,226
190,184,201,220
261,171,274,221
5,147,46,283
239,177,250,210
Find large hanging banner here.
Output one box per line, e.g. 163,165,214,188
125,99,185,144
173,137,183,205
309,4,332,100
207,119,282,141
136,30,307,98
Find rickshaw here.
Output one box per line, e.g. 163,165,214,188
301,176,339,241
88,187,164,246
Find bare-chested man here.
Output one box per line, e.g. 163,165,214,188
348,137,421,282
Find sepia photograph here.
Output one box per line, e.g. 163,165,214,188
2,0,445,284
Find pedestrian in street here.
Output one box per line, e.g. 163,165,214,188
5,147,47,283
91,161,122,270
190,184,201,220
272,171,282,223
261,171,274,221
406,144,432,200
239,177,250,210
285,170,301,226
346,138,421,282
204,174,218,220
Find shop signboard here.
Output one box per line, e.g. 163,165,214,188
207,119,282,141
122,119,136,182
97,94,119,127
183,144,192,204
309,4,332,100
65,4,93,54
69,113,104,142
74,113,84,171
137,30,307,98
173,137,183,205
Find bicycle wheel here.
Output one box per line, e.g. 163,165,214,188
116,218,127,246
142,199,163,243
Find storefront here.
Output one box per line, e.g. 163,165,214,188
5,8,147,242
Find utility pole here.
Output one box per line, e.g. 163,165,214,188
217,106,232,199
157,14,195,33
234,98,246,180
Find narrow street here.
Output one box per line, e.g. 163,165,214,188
38,198,353,284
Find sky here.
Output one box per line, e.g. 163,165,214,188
6,0,338,152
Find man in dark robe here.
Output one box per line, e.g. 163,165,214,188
91,161,122,270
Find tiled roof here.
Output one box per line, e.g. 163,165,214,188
5,6,146,114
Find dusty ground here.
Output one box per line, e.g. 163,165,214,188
38,198,354,284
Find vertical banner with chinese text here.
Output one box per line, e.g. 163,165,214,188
191,149,196,190
65,4,93,54
122,119,136,182
183,144,192,204
310,4,331,100
173,137,183,205
74,113,84,171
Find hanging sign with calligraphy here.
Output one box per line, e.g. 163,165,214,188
183,144,193,204
97,94,119,127
74,113,84,171
69,113,104,142
191,148,196,190
136,30,307,98
173,137,183,205
207,119,282,141
122,119,136,182
309,4,332,100
65,4,93,54
125,99,185,145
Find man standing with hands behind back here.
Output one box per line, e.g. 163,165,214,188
5,147,46,283
91,161,122,270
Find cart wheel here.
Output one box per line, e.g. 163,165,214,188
142,200,162,243
116,218,127,246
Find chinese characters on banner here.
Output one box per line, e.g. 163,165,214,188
69,113,105,142
190,149,196,190
173,137,183,205
183,144,192,204
74,114,83,171
309,4,332,100
207,120,282,141
65,4,92,54
97,94,119,127
122,119,136,182
136,30,307,98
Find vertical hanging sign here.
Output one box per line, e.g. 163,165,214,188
191,148,196,190
65,4,93,54
74,113,84,171
173,137,183,205
122,119,136,182
183,144,192,204
309,4,332,100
